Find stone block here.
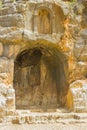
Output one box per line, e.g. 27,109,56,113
0,83,7,96
3,44,14,58
0,95,6,117
74,37,87,61
6,109,15,116
0,28,23,44
6,97,15,109
16,3,26,13
0,6,16,15
12,116,20,124
4,0,13,3
0,3,26,15
19,116,26,124
76,62,87,78
80,29,87,38
0,57,9,73
70,80,87,112
0,14,24,27
7,88,15,97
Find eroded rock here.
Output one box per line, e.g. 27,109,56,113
0,0,87,124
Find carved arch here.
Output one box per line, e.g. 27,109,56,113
35,5,55,17
33,6,55,34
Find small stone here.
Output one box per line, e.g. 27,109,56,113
0,95,6,108
19,116,26,124
12,117,20,124
6,97,15,108
0,83,7,95
7,88,15,97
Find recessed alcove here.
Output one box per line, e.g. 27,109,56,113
53,5,65,33
37,9,52,34
13,42,68,110
33,5,65,35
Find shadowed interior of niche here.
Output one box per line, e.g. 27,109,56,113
13,44,68,110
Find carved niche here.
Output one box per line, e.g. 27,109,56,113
33,6,54,34
37,9,52,34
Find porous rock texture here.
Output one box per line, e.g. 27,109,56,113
0,0,87,124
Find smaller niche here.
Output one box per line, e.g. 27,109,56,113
37,9,52,34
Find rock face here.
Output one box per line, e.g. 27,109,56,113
0,0,87,122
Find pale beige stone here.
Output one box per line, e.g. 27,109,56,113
6,97,15,109
0,43,3,56
3,44,14,58
70,80,87,112
0,0,87,124
0,14,24,27
0,27,23,44
14,45,21,58
8,45,14,58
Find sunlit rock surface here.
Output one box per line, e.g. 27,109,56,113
0,0,87,124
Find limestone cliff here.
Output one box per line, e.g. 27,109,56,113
0,0,87,123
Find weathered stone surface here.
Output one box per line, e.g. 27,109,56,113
74,37,87,61
0,57,10,73
0,14,24,27
77,54,87,62
0,83,7,95
0,83,7,117
80,29,87,38
0,28,23,44
0,42,3,56
0,57,14,84
3,44,14,58
0,82,15,118
76,62,87,79
6,97,15,109
0,0,87,123
8,45,14,58
7,88,15,97
14,45,21,58
0,3,26,15
70,80,87,112
0,95,6,117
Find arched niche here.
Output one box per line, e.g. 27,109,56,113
33,4,65,35
13,42,69,110
33,7,55,34
53,5,65,33
38,9,52,34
